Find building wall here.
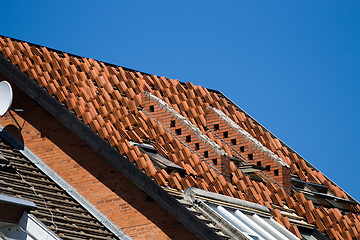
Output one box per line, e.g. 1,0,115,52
0,82,198,240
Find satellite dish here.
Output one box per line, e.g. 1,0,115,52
0,81,13,117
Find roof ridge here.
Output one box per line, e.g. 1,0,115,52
0,34,156,78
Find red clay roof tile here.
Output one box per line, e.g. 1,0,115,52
1,36,359,240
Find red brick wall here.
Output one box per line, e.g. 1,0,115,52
0,83,198,240
205,107,292,193
141,93,228,176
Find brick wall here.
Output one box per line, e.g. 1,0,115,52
0,82,198,240
141,92,230,176
205,107,292,193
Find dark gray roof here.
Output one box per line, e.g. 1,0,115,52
0,135,119,240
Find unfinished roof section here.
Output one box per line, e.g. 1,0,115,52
0,36,223,240
0,35,359,240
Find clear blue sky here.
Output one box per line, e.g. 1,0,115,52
1,1,359,201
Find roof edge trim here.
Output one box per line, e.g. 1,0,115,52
183,187,270,214
0,193,37,209
0,125,132,240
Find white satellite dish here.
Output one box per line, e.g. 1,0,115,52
0,81,13,117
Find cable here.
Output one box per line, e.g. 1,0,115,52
16,170,58,232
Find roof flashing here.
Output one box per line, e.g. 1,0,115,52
183,187,270,214
0,193,37,209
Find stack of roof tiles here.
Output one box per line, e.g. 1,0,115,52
0,35,359,240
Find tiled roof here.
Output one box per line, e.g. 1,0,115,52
0,135,120,239
0,35,359,240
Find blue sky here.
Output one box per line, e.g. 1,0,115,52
1,1,359,201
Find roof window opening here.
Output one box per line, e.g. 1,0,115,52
170,120,176,127
240,146,245,152
257,161,261,166
195,143,200,150
204,151,209,158
212,159,218,165
248,153,253,160
186,135,191,142
175,128,182,135
135,143,186,175
311,184,329,194
266,165,270,171
223,131,228,138
149,105,155,112
291,178,357,211
298,226,327,240
214,124,220,131
239,165,266,182
274,169,279,176
231,139,237,145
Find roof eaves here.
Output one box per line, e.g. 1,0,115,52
0,54,223,240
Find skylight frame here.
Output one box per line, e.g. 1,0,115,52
205,202,301,240
213,204,262,240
